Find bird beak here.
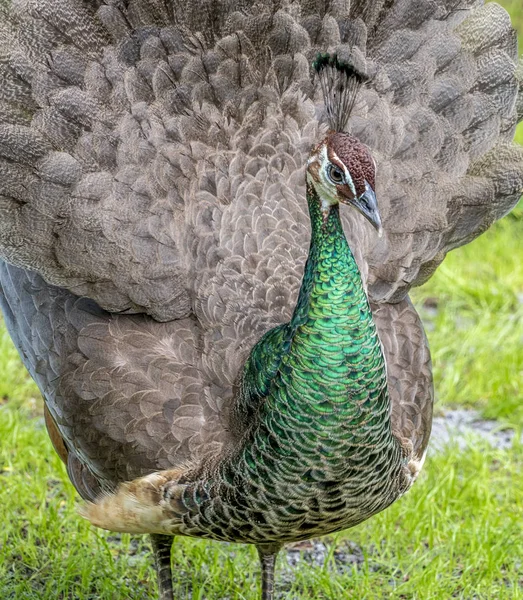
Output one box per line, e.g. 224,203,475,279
346,181,383,236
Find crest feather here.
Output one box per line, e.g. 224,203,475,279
313,52,367,132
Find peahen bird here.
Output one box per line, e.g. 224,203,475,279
0,1,522,598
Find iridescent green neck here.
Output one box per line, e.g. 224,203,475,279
178,181,404,545
244,180,392,450
281,182,388,414
290,183,358,330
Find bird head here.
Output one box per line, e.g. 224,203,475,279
307,131,382,234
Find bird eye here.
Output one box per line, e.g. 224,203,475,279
327,164,345,184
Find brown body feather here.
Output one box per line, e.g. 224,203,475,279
0,1,521,598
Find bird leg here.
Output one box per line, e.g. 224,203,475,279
150,534,174,600
257,544,281,600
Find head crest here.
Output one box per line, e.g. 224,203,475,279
313,52,367,132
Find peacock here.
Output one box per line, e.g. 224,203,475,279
0,1,522,599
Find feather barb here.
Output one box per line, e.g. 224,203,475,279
313,52,367,132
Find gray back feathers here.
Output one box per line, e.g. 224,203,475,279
0,1,520,318
0,0,521,487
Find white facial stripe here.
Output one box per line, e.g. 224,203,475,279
308,144,360,210
308,146,338,209
307,171,338,211
329,148,356,197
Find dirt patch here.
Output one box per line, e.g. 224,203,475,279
429,409,515,453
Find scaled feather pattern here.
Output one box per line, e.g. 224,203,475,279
0,0,521,597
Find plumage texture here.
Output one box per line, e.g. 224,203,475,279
0,0,521,321
0,0,521,597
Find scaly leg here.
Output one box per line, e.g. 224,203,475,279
257,544,281,600
150,534,174,600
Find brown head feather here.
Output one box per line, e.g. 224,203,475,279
327,132,376,196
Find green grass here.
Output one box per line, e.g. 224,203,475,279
2,395,523,599
0,327,39,407
411,207,523,426
1,1,523,598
